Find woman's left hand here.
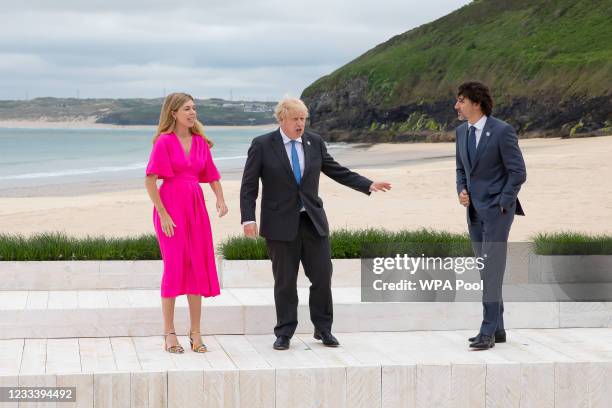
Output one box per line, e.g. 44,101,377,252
216,199,228,217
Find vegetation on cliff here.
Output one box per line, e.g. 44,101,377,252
302,0,612,142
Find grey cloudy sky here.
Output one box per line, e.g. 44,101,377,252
2,0,469,100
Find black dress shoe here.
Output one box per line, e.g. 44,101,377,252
314,331,340,347
470,334,495,350
273,335,290,350
468,330,506,343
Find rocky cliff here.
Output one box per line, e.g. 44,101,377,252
302,0,612,142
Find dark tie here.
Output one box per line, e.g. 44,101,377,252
467,126,477,166
290,140,301,184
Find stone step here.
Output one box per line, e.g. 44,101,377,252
1,329,611,407
2,287,608,339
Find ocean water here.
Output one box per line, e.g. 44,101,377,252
0,126,350,189
0,126,265,189
0,126,264,189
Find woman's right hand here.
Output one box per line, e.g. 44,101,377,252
159,211,177,237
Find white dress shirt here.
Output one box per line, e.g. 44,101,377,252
280,127,306,212
280,127,305,176
468,115,488,147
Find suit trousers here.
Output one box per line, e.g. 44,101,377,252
265,212,334,338
468,203,515,336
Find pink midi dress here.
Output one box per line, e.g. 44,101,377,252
146,132,221,298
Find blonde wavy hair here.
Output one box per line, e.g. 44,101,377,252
274,97,309,122
153,92,213,147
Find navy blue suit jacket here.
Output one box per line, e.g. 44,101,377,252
456,116,526,218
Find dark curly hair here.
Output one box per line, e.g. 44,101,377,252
457,81,493,116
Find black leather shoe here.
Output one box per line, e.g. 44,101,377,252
314,331,340,347
468,330,506,343
273,335,290,350
470,334,495,350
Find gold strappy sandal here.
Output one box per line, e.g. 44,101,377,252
188,331,208,353
163,332,184,354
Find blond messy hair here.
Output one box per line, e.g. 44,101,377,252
274,97,309,122
153,92,213,147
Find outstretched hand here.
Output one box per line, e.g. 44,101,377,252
370,181,392,192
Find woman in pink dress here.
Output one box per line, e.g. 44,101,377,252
145,92,228,353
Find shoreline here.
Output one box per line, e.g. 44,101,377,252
0,136,603,198
2,119,608,141
0,142,456,197
0,119,277,130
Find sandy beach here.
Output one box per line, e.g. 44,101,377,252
1,135,611,243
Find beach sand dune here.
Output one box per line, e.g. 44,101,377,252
1,136,611,242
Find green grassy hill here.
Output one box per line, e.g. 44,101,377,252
302,0,612,142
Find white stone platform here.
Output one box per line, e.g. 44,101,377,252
2,259,611,407
1,329,611,407
3,287,604,339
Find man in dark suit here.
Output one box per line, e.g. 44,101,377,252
240,97,391,350
454,81,527,350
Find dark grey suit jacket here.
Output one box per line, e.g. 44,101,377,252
456,116,526,218
240,129,373,241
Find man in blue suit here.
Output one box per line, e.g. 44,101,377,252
454,81,527,350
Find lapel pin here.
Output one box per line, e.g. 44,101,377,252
307,141,311,145
486,131,491,136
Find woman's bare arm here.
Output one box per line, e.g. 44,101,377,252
209,180,228,217
145,175,176,236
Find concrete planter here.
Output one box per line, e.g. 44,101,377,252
219,242,534,289
0,258,362,290
529,254,612,283
0,260,162,290
2,251,609,293
218,258,361,288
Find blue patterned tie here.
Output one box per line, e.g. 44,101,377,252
290,140,301,185
467,126,477,166
290,140,302,209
